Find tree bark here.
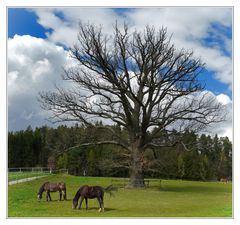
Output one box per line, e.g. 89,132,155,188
128,140,145,187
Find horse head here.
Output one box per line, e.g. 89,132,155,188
37,193,42,201
72,187,83,209
37,182,48,201
72,198,78,209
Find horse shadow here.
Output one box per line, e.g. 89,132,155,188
81,207,117,212
47,199,71,202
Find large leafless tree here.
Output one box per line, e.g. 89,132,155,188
40,23,224,187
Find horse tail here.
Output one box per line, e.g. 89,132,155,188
103,185,118,197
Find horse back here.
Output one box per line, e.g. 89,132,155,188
90,186,103,198
47,182,66,192
81,185,103,198
58,182,66,190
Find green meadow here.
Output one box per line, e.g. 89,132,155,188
8,174,232,218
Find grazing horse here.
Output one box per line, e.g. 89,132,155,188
72,185,117,212
37,182,67,201
220,178,228,184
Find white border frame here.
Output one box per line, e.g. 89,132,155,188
1,1,239,225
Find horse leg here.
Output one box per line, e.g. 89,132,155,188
78,196,84,210
97,196,104,212
46,191,50,201
101,196,104,212
85,197,88,210
63,189,67,200
48,191,52,201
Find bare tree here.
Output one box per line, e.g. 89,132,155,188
39,23,225,187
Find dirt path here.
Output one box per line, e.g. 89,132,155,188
8,175,48,185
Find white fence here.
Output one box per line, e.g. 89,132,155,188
8,167,68,174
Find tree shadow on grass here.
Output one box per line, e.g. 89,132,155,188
159,185,231,193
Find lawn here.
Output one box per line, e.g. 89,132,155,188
8,174,232,218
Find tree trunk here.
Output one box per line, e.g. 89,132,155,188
128,141,145,188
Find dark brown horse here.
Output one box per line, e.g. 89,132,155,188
37,182,67,201
72,185,117,212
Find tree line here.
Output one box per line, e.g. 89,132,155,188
8,124,232,181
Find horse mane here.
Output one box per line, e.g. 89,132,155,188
73,185,87,201
38,182,50,195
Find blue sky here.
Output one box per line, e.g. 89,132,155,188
7,7,232,138
8,8,50,39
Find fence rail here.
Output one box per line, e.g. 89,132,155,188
8,167,68,174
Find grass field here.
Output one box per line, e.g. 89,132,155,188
8,174,232,218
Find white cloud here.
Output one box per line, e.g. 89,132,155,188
31,7,232,87
126,8,232,87
193,92,232,141
8,35,73,130
158,90,232,141
206,94,232,141
32,8,125,47
216,93,232,105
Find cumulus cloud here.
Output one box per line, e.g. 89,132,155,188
32,7,232,87
201,93,232,141
8,35,73,130
128,8,232,87
216,93,232,105
32,8,125,47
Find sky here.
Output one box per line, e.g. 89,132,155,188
7,7,233,140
